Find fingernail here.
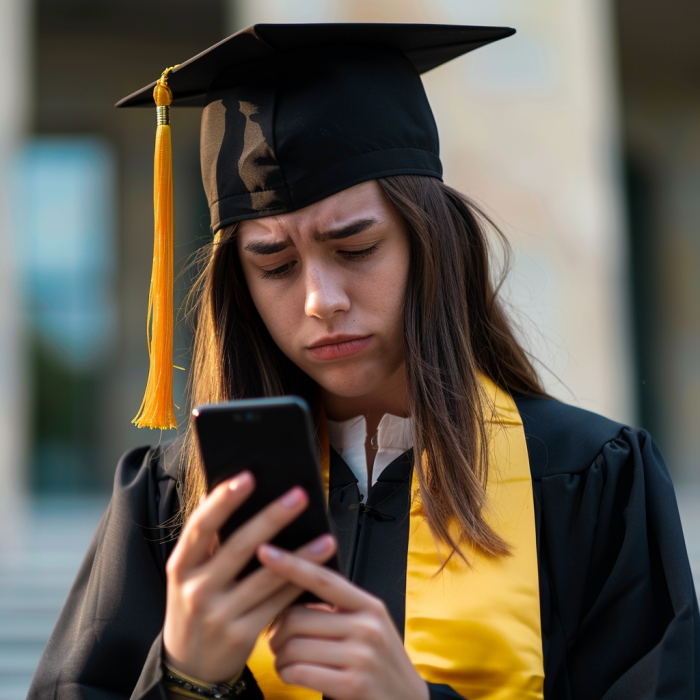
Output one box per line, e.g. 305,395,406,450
281,487,304,508
262,544,282,560
230,471,251,490
309,535,331,554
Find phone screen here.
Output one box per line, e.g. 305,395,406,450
193,396,339,579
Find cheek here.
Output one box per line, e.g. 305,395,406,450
364,247,409,337
246,278,300,352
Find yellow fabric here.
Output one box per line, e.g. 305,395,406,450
247,634,321,700
404,378,544,698
133,69,177,429
248,378,544,699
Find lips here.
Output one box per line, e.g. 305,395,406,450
306,335,374,360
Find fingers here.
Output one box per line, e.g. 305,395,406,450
169,472,255,573
237,580,306,633
258,544,373,612
204,486,310,589
275,637,348,671
277,663,351,698
269,607,350,652
221,534,337,618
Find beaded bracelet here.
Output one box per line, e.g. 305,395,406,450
162,662,246,699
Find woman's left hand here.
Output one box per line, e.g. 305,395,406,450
258,543,429,700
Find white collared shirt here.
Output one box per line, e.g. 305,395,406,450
326,413,414,500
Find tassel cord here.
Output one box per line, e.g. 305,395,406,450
132,67,179,429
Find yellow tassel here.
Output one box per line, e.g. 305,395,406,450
132,66,179,429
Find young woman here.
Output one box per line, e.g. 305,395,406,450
29,22,699,700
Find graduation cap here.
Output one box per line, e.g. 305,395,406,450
117,22,515,430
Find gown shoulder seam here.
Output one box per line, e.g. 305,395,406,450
513,394,638,480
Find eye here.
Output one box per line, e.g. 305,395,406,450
260,261,297,279
338,244,379,259
259,244,379,280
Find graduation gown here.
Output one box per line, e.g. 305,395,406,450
27,394,700,700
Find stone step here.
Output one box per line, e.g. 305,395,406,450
0,496,107,699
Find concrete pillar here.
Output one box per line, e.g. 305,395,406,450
230,0,634,423
0,0,31,538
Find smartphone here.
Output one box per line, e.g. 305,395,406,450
192,396,339,580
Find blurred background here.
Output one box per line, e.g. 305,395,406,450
0,0,698,696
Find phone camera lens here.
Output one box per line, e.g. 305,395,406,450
245,412,254,421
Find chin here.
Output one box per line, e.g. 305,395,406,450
306,363,388,398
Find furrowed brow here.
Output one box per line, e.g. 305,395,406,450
314,217,377,243
243,217,377,255
243,238,292,255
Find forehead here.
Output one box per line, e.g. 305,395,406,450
236,180,389,239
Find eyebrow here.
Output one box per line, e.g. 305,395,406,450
243,217,378,256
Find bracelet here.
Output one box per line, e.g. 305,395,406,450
162,662,246,699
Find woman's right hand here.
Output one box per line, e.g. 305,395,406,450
162,470,336,684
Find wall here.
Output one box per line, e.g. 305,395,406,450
617,0,700,482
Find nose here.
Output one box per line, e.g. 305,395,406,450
304,263,350,319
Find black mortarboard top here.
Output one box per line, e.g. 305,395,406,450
118,22,515,230
117,22,515,430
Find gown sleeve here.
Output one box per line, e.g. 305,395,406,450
27,444,264,700
26,445,175,700
538,426,700,699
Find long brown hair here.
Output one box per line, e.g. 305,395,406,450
179,175,545,559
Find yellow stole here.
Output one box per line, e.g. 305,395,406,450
247,378,544,699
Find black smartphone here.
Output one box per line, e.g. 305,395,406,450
192,396,339,580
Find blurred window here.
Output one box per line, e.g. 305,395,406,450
11,136,116,491
13,137,116,367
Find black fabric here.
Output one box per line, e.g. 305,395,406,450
115,24,516,108
327,446,413,636
28,398,699,699
346,450,413,637
199,45,443,230
429,684,469,700
27,445,178,700
515,394,700,699
115,23,515,231
327,446,362,578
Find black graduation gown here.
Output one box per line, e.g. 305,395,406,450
27,396,700,700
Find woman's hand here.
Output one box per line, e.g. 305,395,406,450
163,471,337,684
259,544,429,700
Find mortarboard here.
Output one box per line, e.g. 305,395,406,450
116,22,515,430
